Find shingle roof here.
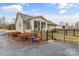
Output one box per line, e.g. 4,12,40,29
47,20,57,26
17,13,48,22
27,16,48,22
17,13,57,26
17,13,32,21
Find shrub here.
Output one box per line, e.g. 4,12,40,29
7,32,42,43
7,32,32,41
17,33,28,41
34,32,39,38
6,24,15,30
8,32,21,37
23,32,32,41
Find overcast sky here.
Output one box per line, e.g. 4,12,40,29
0,3,79,24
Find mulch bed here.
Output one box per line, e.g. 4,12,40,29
7,32,48,45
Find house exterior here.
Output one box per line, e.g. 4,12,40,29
15,13,57,32
47,20,57,30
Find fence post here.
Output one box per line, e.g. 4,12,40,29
65,29,67,35
52,30,54,40
47,30,48,41
64,29,65,42
73,29,75,36
41,30,42,40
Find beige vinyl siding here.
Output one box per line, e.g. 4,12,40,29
32,17,46,22
16,15,24,32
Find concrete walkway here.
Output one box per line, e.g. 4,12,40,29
0,32,79,56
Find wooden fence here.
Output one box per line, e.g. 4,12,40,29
34,29,79,45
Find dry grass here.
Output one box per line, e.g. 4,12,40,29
53,33,79,44
41,30,79,44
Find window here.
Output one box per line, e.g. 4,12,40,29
34,21,38,29
38,21,40,30
34,21,40,30
26,21,31,29
41,22,46,29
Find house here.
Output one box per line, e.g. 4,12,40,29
47,20,57,30
15,13,57,32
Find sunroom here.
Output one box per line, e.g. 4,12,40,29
24,17,48,32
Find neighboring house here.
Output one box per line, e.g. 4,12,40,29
15,13,57,32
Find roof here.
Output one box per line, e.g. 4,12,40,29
16,13,58,26
17,13,48,22
47,20,57,26
27,16,48,22
17,13,32,21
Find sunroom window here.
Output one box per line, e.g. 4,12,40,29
41,22,46,29
26,21,31,29
34,21,40,30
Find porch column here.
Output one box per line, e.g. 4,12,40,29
40,22,41,30
46,22,48,30
31,20,34,31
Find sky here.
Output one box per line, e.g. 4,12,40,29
0,3,79,24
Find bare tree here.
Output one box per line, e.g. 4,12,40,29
0,16,5,28
59,21,65,26
12,18,16,24
75,21,79,29
64,22,69,29
70,24,74,29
